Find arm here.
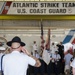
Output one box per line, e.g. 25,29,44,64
21,47,41,67
28,54,41,67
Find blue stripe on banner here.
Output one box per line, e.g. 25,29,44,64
0,2,6,14
62,29,75,44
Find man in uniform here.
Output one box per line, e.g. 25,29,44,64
2,36,41,75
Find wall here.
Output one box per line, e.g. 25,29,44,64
0,20,75,29
0,20,75,52
0,29,71,52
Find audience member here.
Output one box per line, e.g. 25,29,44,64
64,50,73,75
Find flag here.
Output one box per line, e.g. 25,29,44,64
42,29,51,65
63,42,73,55
42,50,50,65
40,20,44,50
45,29,50,50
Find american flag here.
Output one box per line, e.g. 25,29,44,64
42,29,51,65
45,29,50,50
40,20,44,50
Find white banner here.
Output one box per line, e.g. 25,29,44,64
0,2,75,15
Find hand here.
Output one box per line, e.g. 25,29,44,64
35,60,41,67
21,47,30,56
51,58,54,60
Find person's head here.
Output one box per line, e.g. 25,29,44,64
52,42,54,45
0,42,3,46
55,50,58,54
34,50,38,54
34,41,36,44
67,50,70,53
60,42,62,45
6,36,25,52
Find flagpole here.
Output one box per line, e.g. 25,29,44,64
40,19,44,51
48,29,50,50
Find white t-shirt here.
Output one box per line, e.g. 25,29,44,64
33,44,38,51
51,53,61,62
50,45,58,54
32,44,38,55
3,51,36,75
53,54,61,60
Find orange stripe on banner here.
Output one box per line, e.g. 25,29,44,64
2,1,12,14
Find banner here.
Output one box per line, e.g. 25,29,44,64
0,1,75,15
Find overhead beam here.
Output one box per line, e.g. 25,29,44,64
0,26,74,30
0,15,75,20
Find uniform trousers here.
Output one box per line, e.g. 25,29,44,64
47,61,52,75
54,61,60,75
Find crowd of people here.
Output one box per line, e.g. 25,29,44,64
0,36,75,75
30,41,75,75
